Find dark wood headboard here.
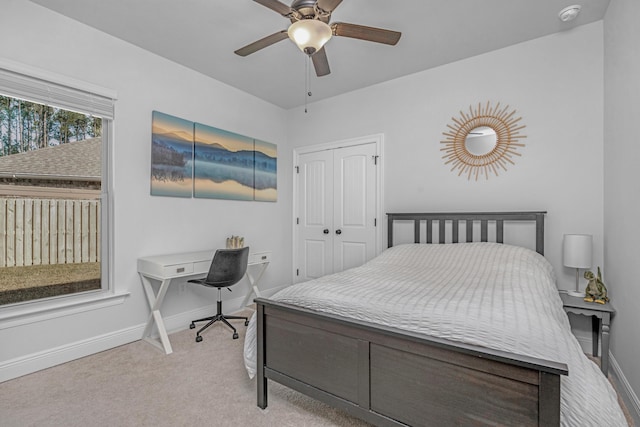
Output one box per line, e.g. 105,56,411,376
387,211,546,255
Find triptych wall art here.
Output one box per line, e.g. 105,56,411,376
150,111,277,202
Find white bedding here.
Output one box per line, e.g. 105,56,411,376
244,243,627,426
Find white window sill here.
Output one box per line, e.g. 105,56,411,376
0,290,130,330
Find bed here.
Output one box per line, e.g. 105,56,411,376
244,211,627,426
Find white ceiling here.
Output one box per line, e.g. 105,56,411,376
29,0,610,109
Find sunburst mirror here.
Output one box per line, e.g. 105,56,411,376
441,101,526,180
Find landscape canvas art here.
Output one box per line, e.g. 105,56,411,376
150,111,194,198
194,124,255,201
253,139,277,202
150,111,277,201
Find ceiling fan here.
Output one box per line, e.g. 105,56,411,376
234,0,402,77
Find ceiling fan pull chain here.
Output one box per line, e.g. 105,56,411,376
304,55,312,113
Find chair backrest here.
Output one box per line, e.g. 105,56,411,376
204,247,250,287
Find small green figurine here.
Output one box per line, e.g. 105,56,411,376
583,267,609,304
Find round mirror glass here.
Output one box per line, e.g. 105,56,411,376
464,126,497,156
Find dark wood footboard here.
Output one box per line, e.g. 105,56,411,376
256,298,568,426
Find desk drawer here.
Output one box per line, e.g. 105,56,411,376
193,260,211,275
162,263,194,277
249,251,271,264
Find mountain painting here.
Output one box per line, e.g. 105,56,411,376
254,139,277,202
150,111,277,201
194,123,256,201
150,111,194,197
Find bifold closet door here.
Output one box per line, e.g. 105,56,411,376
297,143,377,282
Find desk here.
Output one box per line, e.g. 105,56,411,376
138,249,270,354
560,292,615,375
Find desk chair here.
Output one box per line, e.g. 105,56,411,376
188,247,250,341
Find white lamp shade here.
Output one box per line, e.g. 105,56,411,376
563,234,592,268
288,19,332,55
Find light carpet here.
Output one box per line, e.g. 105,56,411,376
0,311,369,427
0,311,633,426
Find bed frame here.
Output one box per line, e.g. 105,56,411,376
255,211,568,426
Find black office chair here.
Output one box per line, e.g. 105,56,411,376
188,247,250,341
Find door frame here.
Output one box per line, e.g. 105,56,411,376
292,134,384,283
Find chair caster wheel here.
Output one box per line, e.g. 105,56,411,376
233,333,239,339
196,335,203,342
189,323,195,329
244,320,249,326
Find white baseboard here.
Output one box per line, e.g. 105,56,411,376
610,354,640,425
574,334,640,424
574,334,595,354
0,324,142,383
0,285,287,383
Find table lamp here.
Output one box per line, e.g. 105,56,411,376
563,234,592,297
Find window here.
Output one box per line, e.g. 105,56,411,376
0,62,115,307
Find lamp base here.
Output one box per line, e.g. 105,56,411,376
567,290,585,297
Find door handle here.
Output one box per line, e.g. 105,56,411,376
335,229,342,235
323,229,330,234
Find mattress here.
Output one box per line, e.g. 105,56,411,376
244,242,627,426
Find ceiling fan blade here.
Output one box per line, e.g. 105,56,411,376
317,0,343,13
253,0,292,16
331,22,401,45
312,47,331,77
234,30,289,56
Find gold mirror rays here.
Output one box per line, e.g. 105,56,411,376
441,102,526,180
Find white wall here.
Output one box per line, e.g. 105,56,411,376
287,23,605,294
2,1,632,403
604,0,640,414
0,0,291,379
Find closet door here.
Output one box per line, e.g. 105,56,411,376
332,143,377,273
297,149,334,281
296,143,377,282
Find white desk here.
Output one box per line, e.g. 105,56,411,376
138,249,270,354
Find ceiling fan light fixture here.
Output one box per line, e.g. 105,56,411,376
288,19,332,55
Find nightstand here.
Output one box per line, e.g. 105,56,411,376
560,292,615,375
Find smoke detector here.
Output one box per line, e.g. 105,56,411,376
558,5,582,22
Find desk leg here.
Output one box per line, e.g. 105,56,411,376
140,274,174,354
242,262,269,307
601,313,611,376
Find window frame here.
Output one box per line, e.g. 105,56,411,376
0,59,126,328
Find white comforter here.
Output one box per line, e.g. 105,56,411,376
244,243,627,426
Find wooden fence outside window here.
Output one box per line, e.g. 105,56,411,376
0,198,100,268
